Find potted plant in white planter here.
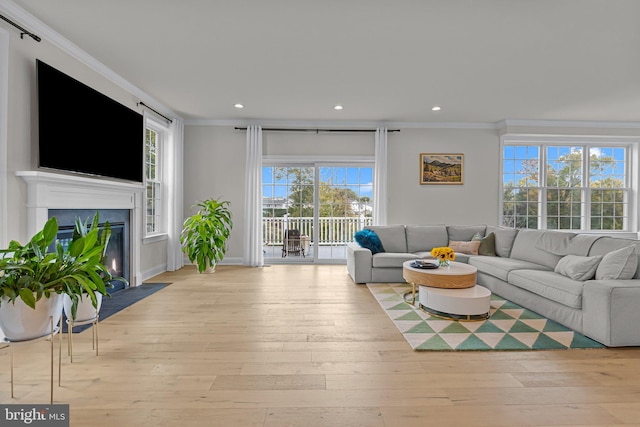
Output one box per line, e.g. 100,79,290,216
180,197,233,273
0,216,112,340
62,212,127,323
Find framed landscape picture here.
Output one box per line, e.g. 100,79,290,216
420,153,464,185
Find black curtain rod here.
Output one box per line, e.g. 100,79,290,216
234,127,400,133
0,14,40,42
137,101,173,123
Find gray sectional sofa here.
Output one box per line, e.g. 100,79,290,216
347,224,640,347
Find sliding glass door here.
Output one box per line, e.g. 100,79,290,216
262,166,315,260
262,163,373,262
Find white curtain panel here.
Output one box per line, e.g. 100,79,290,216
167,118,185,271
373,127,388,226
243,125,264,266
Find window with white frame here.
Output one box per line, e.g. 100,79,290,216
145,120,166,235
501,139,632,231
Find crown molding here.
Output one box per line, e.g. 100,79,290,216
184,118,499,129
0,0,182,122
188,119,640,130
499,119,640,129
501,133,640,141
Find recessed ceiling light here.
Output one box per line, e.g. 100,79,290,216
234,103,244,109
431,106,442,112
334,105,343,110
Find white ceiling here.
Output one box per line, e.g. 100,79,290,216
9,0,640,124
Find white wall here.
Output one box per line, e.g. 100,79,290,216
183,127,378,261
3,25,138,240
183,125,502,262
263,130,374,157
0,20,167,278
387,128,500,225
183,126,246,261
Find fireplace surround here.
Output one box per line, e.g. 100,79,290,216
17,171,144,286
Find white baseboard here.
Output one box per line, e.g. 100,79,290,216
141,263,168,283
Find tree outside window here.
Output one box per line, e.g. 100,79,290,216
502,143,628,231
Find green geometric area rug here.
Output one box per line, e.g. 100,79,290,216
367,283,605,351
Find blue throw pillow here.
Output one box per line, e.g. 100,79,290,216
354,229,384,254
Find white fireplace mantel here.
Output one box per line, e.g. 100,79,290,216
17,170,144,286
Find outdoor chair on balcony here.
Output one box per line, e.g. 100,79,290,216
282,229,305,258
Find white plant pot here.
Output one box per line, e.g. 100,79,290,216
0,293,63,341
63,293,102,323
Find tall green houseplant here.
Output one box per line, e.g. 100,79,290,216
180,198,233,273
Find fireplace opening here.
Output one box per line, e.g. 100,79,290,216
48,209,130,293
55,223,128,293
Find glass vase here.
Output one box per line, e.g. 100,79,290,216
438,259,450,267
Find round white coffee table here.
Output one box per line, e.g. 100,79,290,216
419,285,491,321
402,260,477,304
402,260,491,321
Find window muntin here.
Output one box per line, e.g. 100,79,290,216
501,142,630,231
589,147,627,231
502,145,540,229
145,126,162,235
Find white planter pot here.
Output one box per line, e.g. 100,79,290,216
63,293,102,323
0,293,63,341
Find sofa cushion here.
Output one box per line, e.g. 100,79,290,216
469,256,551,282
366,225,407,253
535,232,602,256
534,230,576,254
486,226,519,258
473,232,496,257
595,245,638,280
372,252,419,268
554,254,602,281
508,269,585,309
449,240,481,255
354,229,384,254
447,225,487,242
406,224,448,253
588,237,640,279
509,230,563,269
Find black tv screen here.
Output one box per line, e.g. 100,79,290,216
37,59,144,182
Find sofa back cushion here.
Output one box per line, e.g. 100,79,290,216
486,226,519,258
446,225,487,242
509,229,563,269
365,225,408,253
406,225,448,253
588,237,640,279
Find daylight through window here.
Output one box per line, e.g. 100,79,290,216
502,141,630,231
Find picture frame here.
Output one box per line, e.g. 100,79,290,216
420,153,464,185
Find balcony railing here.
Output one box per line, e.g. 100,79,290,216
263,216,373,246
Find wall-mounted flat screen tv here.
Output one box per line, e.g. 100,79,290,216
37,59,144,183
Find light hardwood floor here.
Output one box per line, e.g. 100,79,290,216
2,265,640,426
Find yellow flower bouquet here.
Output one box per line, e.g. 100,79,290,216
430,246,455,267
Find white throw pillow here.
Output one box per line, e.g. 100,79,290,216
554,254,602,281
595,245,638,280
